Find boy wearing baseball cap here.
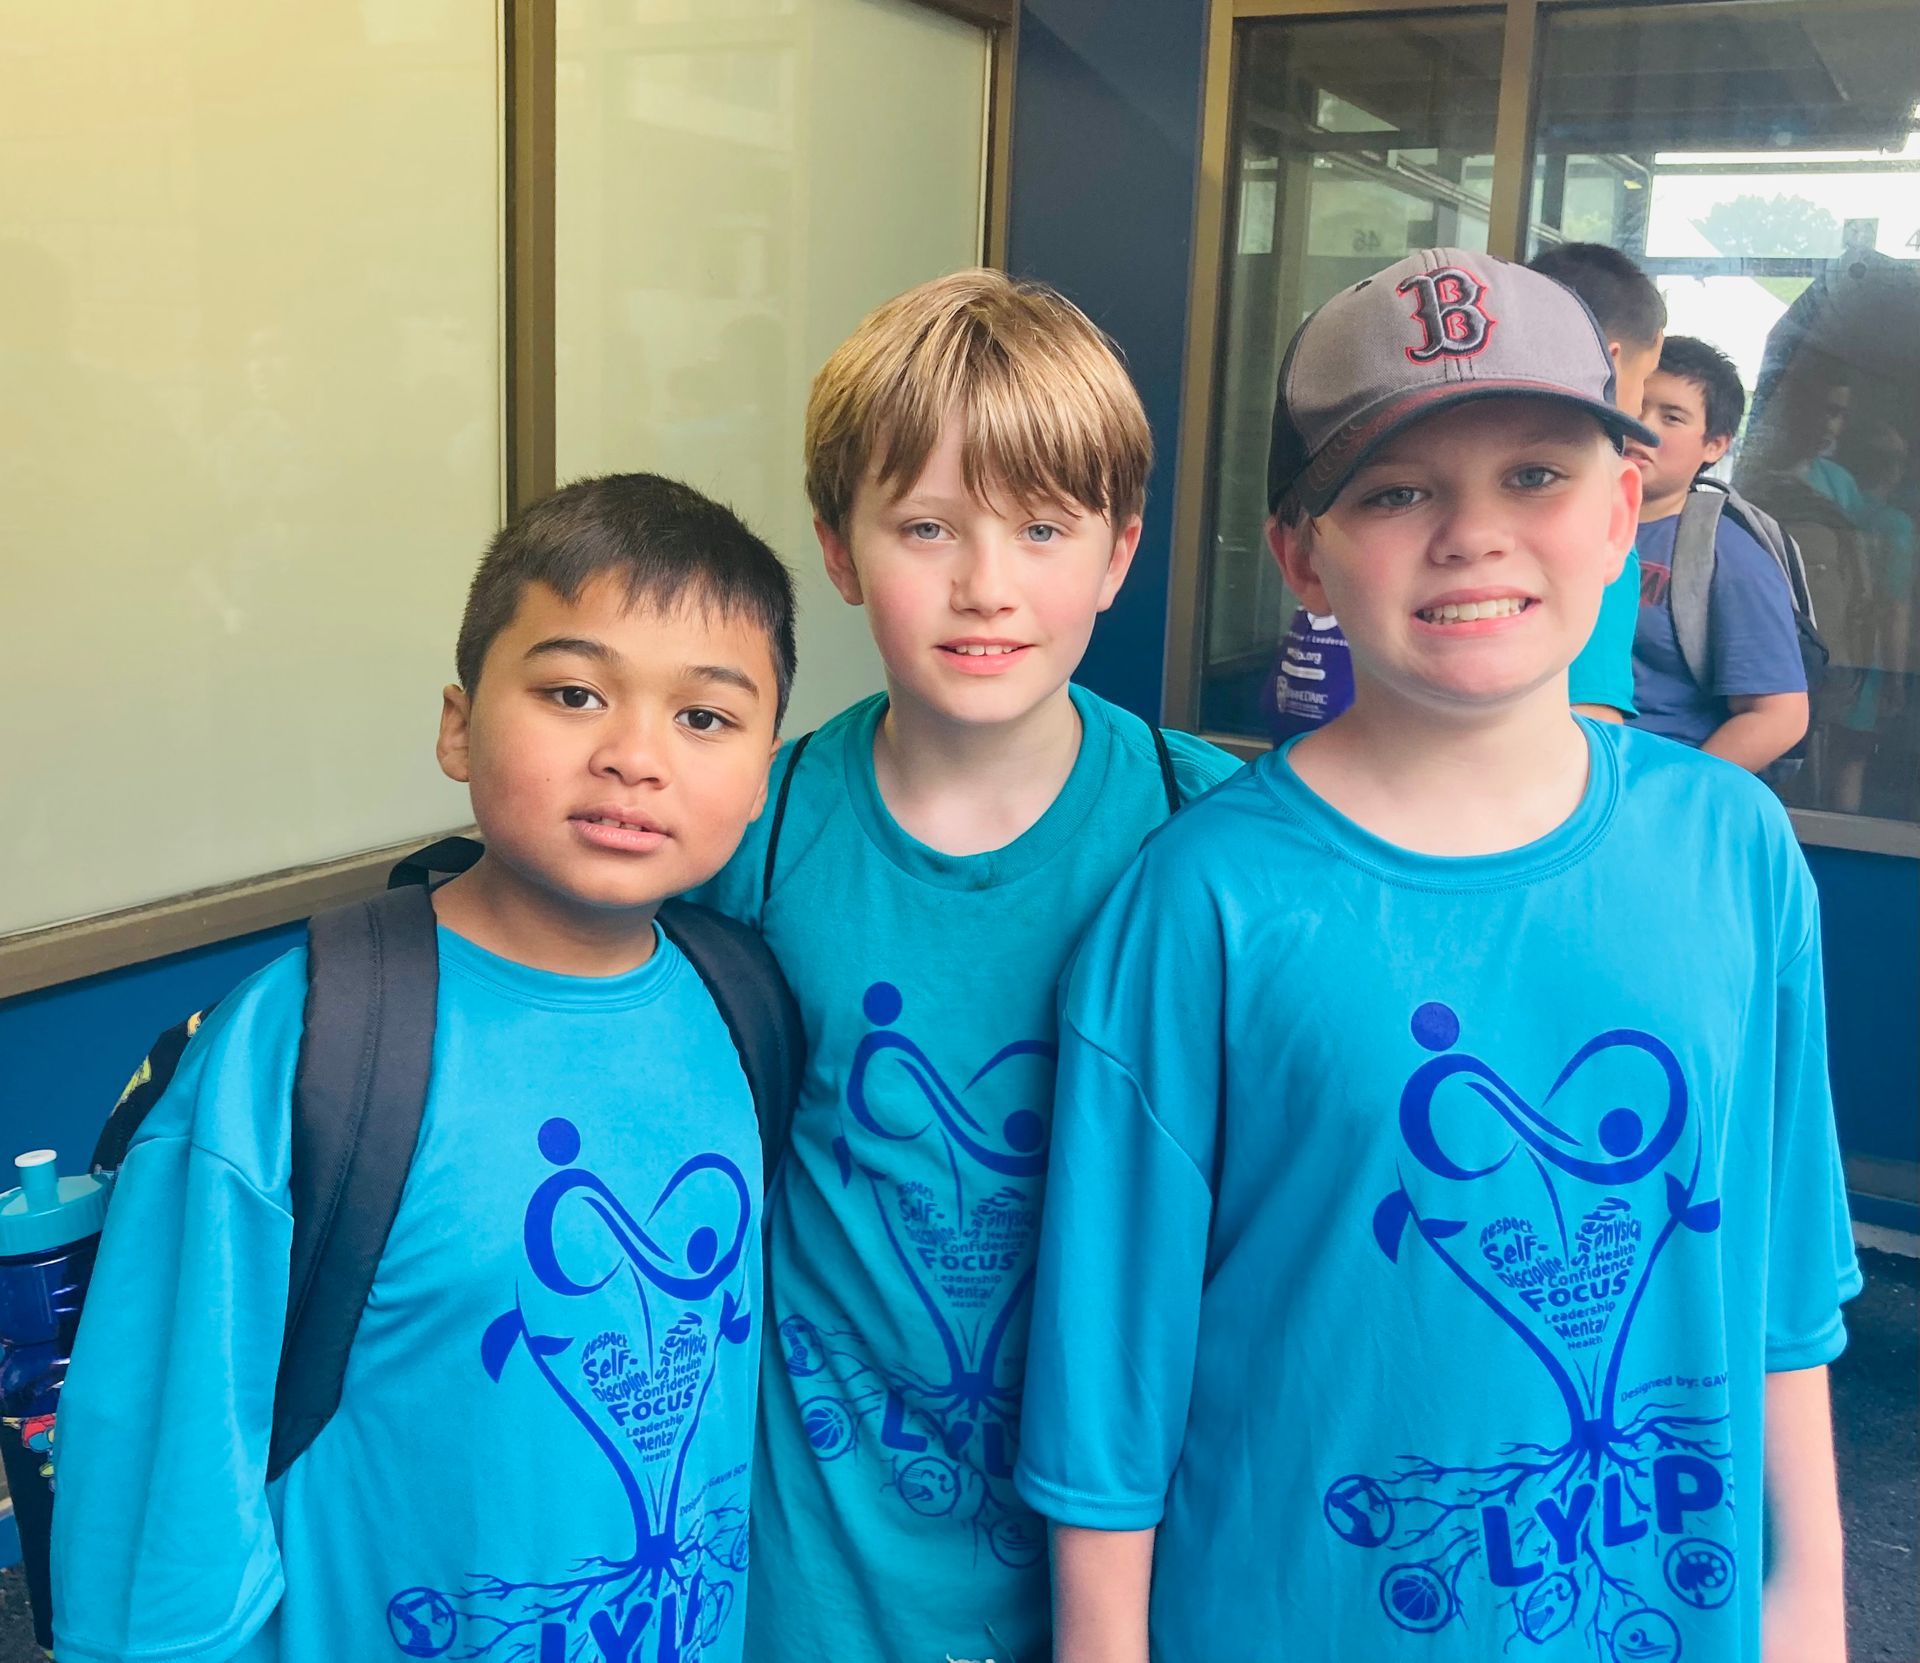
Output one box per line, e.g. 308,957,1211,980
1015,250,1858,1662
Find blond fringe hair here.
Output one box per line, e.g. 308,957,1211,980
804,269,1152,537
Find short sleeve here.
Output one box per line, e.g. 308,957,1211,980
1763,911,1862,1372
51,960,302,1662
1162,727,1247,802
1014,848,1224,1530
1569,547,1641,715
1706,524,1808,699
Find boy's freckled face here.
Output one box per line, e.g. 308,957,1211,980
437,576,780,917
819,418,1140,729
1278,401,1639,714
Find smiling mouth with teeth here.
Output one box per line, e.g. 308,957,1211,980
579,815,657,832
944,643,1023,656
1416,597,1534,624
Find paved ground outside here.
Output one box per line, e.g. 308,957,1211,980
0,1249,1911,1661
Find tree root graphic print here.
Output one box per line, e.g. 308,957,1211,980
384,1118,754,1663
783,981,1050,1570
1322,1003,1735,1659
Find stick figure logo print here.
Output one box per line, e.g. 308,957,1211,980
382,1119,757,1662
1323,1002,1737,1656
779,980,1053,1571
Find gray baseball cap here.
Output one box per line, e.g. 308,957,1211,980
1266,247,1658,516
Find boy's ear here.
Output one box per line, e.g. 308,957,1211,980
1268,514,1332,614
816,516,864,606
1604,452,1643,581
437,684,474,784
1702,432,1732,467
755,734,783,819
1095,514,1144,611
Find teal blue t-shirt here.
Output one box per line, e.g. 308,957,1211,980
691,687,1240,1663
1570,550,1642,715
1016,722,1858,1662
53,929,761,1663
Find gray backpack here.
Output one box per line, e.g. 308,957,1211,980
1670,478,1829,697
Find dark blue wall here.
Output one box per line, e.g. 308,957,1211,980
0,924,301,1175
1804,847,1920,1169
1008,0,1210,722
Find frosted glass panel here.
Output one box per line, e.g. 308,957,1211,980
0,5,502,935
556,0,989,731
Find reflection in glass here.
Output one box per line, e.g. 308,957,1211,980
555,0,989,732
1200,14,1505,738
1530,0,1920,823
0,7,501,935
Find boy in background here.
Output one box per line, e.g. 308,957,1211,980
53,476,794,1663
692,270,1239,1663
1527,241,1668,723
1019,250,1857,1663
1632,335,1809,769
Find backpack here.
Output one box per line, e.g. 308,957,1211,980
1670,478,1830,700
756,717,1188,903
90,835,803,1481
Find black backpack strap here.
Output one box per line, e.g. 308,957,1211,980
387,835,484,890
1150,723,1183,814
656,899,805,1194
760,731,815,908
268,884,441,1481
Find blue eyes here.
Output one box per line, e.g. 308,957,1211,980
1359,468,1564,511
899,521,1064,543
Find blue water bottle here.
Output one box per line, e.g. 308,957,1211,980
0,1149,110,1654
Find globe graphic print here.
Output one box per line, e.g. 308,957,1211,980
1322,1473,1394,1548
386,1587,457,1657
1380,1564,1453,1633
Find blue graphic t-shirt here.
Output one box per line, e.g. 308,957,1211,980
690,687,1239,1663
1632,511,1808,748
1016,723,1859,1663
53,928,761,1663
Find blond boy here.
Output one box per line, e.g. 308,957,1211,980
692,271,1239,1661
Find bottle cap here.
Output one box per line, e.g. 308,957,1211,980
0,1153,109,1257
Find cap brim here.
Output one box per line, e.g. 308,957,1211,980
1294,381,1659,517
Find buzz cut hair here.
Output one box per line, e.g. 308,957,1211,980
803,268,1153,539
455,473,797,723
1526,242,1667,352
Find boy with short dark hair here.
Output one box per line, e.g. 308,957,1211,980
1632,335,1809,769
1526,242,1669,725
53,474,796,1663
690,269,1240,1663
1018,250,1857,1663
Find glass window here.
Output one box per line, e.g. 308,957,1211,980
1530,0,1920,824
1198,13,1506,739
0,6,502,937
554,0,990,732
